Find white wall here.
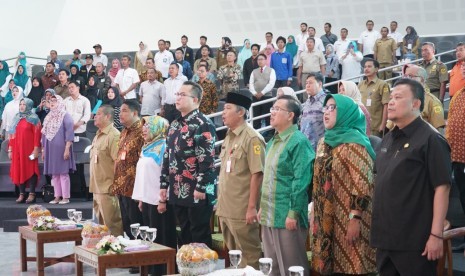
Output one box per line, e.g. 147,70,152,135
1,0,464,63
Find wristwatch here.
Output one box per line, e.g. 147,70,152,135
349,213,362,220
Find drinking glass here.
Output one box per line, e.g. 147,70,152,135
288,266,304,276
228,250,242,269
139,226,149,243
130,223,140,240
259,258,272,275
146,228,157,243
67,209,76,222
73,211,82,224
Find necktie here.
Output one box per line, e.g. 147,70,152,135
260,68,263,73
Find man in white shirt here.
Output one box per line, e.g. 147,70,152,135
155,39,174,80
140,68,165,116
358,20,381,58
115,55,140,100
92,44,108,70
249,53,276,129
260,32,276,54
161,63,188,123
388,21,403,60
64,81,92,137
334,28,351,58
295,23,309,49
299,27,325,54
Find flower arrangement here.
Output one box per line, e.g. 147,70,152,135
81,222,110,248
95,235,124,255
26,205,51,226
33,216,58,231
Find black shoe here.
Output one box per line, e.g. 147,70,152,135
129,267,140,274
26,193,36,204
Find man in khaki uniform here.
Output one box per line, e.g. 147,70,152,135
297,37,326,101
420,42,449,101
403,64,445,131
374,27,397,81
89,105,123,236
216,91,265,269
359,59,390,137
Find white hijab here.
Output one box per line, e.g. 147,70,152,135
339,80,362,105
1,86,24,132
136,41,150,65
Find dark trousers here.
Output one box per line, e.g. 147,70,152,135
163,104,181,124
453,162,465,214
252,95,272,130
376,249,437,276
174,202,213,248
274,80,288,88
118,195,143,239
142,202,177,276
18,174,38,194
325,77,339,94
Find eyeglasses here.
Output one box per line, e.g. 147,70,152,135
322,104,337,112
403,74,421,79
174,92,195,98
270,107,289,113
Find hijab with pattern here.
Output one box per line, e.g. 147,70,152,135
9,98,40,135
42,94,67,141
323,94,375,160
141,115,169,165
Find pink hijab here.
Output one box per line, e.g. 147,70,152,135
264,45,274,67
109,59,121,78
42,95,67,141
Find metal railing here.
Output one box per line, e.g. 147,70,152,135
207,48,458,150
3,55,48,72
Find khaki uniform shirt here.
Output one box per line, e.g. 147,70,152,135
420,59,448,91
422,86,445,129
89,124,120,194
374,38,397,64
216,123,265,220
299,49,326,73
359,77,390,132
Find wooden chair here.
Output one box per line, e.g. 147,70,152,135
437,220,465,276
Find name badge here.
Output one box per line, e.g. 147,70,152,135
74,136,80,142
120,151,126,160
281,58,287,64
100,79,105,82
226,160,231,173
94,155,98,163
366,99,372,107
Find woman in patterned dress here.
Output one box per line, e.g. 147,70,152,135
311,94,376,275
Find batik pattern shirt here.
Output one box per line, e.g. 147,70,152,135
160,109,217,207
217,64,241,100
197,79,219,115
300,90,326,151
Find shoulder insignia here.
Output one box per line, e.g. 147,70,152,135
383,86,389,93
440,67,447,73
434,106,442,114
254,145,261,155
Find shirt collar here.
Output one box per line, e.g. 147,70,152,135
275,124,298,141
98,123,113,135
126,119,142,131
392,116,422,138
179,109,199,123
229,122,247,137
364,76,379,85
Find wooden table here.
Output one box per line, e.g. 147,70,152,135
74,243,176,276
19,225,82,276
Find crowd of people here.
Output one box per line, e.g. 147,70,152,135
0,18,464,276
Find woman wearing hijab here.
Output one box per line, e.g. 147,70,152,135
8,98,41,203
108,59,121,86
324,44,340,94
1,86,24,137
264,45,274,67
36,88,55,123
403,26,420,59
285,35,299,72
27,77,45,108
84,75,99,110
132,115,176,276
135,41,154,82
216,37,236,68
311,94,376,276
41,94,76,204
237,39,252,69
340,41,363,83
13,65,32,96
3,79,16,106
14,51,31,77
0,61,13,100
104,86,123,131
338,81,371,136
69,64,86,92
